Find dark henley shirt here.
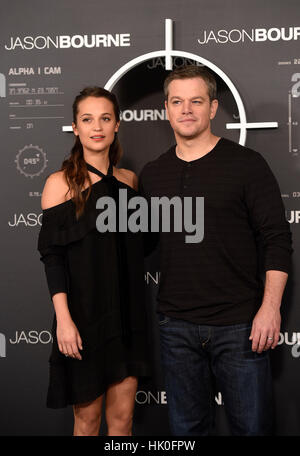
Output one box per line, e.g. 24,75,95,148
139,137,292,325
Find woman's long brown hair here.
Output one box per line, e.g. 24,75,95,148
61,87,122,219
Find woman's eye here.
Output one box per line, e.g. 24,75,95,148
82,118,91,122
103,117,111,121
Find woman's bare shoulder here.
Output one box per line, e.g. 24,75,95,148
41,170,70,210
115,168,138,191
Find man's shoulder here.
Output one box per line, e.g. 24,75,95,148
220,137,262,160
220,137,272,176
140,146,175,178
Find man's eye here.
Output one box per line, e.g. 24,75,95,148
172,100,181,105
103,117,111,121
82,118,91,122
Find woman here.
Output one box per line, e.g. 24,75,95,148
38,87,150,436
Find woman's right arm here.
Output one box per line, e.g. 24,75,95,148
41,172,83,360
52,293,83,360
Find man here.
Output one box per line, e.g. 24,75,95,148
139,65,292,436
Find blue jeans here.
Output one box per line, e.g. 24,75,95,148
158,313,273,436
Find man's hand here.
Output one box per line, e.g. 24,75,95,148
249,270,288,353
249,304,281,353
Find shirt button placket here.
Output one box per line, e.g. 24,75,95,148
183,163,191,190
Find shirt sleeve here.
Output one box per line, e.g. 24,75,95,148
38,207,68,300
244,152,292,274
39,244,68,299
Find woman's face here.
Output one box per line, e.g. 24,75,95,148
72,96,119,155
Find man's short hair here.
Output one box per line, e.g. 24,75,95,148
164,65,217,102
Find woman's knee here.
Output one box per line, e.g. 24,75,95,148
73,397,102,435
106,406,134,434
105,376,138,435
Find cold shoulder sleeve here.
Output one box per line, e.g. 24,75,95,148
39,244,67,299
38,206,68,299
37,186,105,299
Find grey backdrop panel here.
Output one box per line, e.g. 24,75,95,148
0,0,299,435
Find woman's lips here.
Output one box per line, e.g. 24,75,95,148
90,135,105,141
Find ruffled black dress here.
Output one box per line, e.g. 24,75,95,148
38,162,151,408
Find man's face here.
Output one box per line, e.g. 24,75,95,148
165,77,218,140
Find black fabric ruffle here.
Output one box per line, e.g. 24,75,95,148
38,178,138,250
38,176,140,346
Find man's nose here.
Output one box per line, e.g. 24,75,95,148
181,101,192,114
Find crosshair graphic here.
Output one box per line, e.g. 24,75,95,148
63,19,278,145
288,77,299,156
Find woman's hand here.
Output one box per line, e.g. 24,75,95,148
57,319,83,360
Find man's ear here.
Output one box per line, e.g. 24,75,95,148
165,100,169,120
210,99,218,120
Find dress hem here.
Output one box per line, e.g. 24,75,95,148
46,365,151,409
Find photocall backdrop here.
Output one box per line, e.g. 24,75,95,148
0,0,299,436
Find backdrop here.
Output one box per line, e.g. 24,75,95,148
0,0,299,436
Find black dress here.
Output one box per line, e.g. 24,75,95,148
38,162,151,408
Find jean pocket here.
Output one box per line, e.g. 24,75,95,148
157,312,170,326
227,324,267,360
